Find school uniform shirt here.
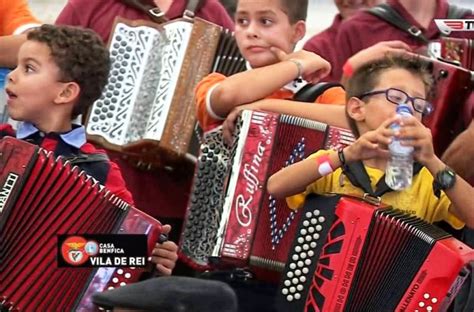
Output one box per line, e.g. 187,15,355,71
330,0,474,82
303,14,344,82
0,122,134,204
55,0,234,43
0,0,40,35
286,150,464,230
195,72,347,131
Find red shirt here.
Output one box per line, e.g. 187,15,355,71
55,0,234,43
303,14,343,82
330,0,474,82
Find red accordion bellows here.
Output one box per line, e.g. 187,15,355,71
0,137,161,311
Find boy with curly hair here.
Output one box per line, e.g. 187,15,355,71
4,24,178,275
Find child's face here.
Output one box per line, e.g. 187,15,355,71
5,41,66,124
234,0,305,68
358,68,427,132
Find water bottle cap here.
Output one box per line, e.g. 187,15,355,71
396,102,413,115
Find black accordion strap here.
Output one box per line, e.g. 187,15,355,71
341,160,424,197
367,3,429,44
293,82,344,103
119,0,168,24
62,153,110,165
184,0,205,19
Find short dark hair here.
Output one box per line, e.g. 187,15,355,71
280,0,308,23
345,55,433,137
27,24,110,119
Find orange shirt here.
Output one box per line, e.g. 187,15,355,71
0,0,40,35
195,72,346,130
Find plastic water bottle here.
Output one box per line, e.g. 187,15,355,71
385,103,414,190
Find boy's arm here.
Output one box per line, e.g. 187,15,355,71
267,150,341,199
222,99,349,143
245,99,348,127
441,119,474,181
398,116,474,228
424,156,474,228
0,34,27,68
267,116,397,199
210,49,330,117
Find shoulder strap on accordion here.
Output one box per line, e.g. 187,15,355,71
118,0,206,22
341,160,424,198
118,0,168,24
183,0,205,19
293,82,343,103
366,3,429,44
62,153,110,165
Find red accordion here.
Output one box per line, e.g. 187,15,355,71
276,195,474,312
422,56,473,155
428,37,474,70
179,110,354,281
0,137,162,311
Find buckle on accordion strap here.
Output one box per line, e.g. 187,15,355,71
183,9,195,20
362,193,382,206
408,26,422,37
148,7,168,23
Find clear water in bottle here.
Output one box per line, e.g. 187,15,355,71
385,103,414,190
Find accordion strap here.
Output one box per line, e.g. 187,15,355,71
367,3,429,44
293,82,343,103
119,0,168,24
119,0,206,22
62,153,110,165
183,0,204,19
367,3,472,44
341,160,424,198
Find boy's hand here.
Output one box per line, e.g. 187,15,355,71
222,103,259,145
395,115,436,165
344,117,397,162
150,224,178,276
271,47,331,83
346,41,412,75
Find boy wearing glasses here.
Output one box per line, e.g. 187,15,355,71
267,55,474,230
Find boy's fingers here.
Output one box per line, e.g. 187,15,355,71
382,40,412,50
161,224,172,235
270,46,288,61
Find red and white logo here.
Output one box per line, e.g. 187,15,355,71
435,19,474,34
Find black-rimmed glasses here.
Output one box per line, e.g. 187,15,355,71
358,88,433,115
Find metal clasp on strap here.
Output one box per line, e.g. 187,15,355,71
408,26,422,37
183,9,195,20
148,7,165,19
362,193,382,206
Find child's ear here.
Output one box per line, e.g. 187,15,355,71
55,82,80,105
291,20,306,44
346,97,366,122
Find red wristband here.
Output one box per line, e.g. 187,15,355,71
342,61,354,78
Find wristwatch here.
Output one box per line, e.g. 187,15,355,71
433,166,457,197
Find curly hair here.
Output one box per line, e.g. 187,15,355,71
345,55,433,138
27,24,110,119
